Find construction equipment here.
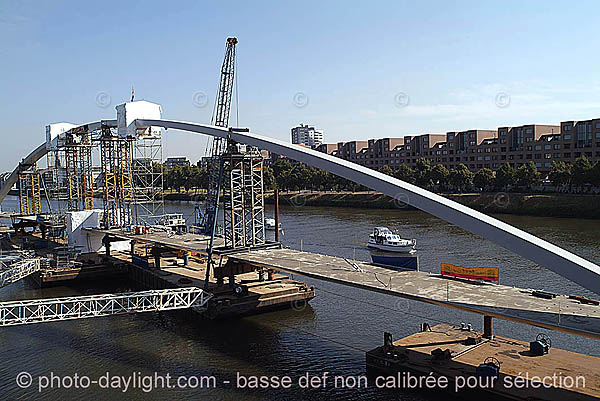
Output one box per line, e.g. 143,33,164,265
476,357,501,377
201,37,238,235
530,333,551,356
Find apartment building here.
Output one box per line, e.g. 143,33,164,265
291,124,324,147
316,117,600,174
165,157,190,168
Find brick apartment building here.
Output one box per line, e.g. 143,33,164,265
316,117,600,173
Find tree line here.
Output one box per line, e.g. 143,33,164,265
161,155,600,194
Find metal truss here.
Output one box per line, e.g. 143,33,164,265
18,169,42,216
0,258,43,288
245,155,265,245
131,136,163,225
100,126,133,228
222,148,266,249
59,128,96,212
201,156,223,234
0,287,213,327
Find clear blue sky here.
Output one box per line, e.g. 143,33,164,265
1,0,599,170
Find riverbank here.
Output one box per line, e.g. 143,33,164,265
265,191,600,219
91,190,600,219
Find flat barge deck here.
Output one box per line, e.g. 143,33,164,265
366,323,600,400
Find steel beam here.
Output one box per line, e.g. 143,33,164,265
137,119,600,295
0,258,43,288
0,287,212,326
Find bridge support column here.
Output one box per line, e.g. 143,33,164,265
103,236,111,256
484,315,493,339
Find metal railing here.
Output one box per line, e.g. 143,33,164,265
0,287,212,326
0,258,43,288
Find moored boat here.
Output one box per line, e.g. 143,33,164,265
368,226,416,253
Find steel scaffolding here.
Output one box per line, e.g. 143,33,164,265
222,147,265,248
0,287,212,326
18,169,42,216
131,135,163,225
100,126,133,228
0,258,44,288
51,128,96,212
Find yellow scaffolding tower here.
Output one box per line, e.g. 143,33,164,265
18,169,42,216
100,127,133,228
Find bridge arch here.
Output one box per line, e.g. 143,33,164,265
136,118,600,295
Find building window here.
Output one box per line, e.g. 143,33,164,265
535,162,542,167
535,154,541,159
535,145,541,150
526,137,533,142
544,162,551,168
554,153,561,158
563,125,571,131
544,144,551,150
563,134,571,140
564,153,571,158
544,153,551,159
553,144,561,150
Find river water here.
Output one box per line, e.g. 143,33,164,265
0,195,599,400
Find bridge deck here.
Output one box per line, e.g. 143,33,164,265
84,229,600,338
86,228,221,252
226,248,600,339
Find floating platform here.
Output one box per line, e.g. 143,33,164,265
366,323,600,400
108,245,316,319
226,248,600,339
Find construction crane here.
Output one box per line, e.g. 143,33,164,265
200,37,238,289
201,37,238,235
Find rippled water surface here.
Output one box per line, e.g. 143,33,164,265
0,196,599,400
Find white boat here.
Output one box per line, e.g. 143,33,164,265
155,213,187,232
368,227,416,253
265,218,281,231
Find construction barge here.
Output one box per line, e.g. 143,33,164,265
366,324,600,400
1,227,315,319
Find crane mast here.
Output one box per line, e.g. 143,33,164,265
211,36,237,154
202,37,238,237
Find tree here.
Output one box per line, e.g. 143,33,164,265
379,165,394,177
494,162,516,190
473,168,495,191
428,164,449,190
394,164,415,184
263,166,276,190
548,161,571,190
590,161,600,189
414,158,432,187
449,164,473,192
572,156,593,191
515,161,541,190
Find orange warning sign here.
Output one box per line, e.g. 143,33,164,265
440,263,499,282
